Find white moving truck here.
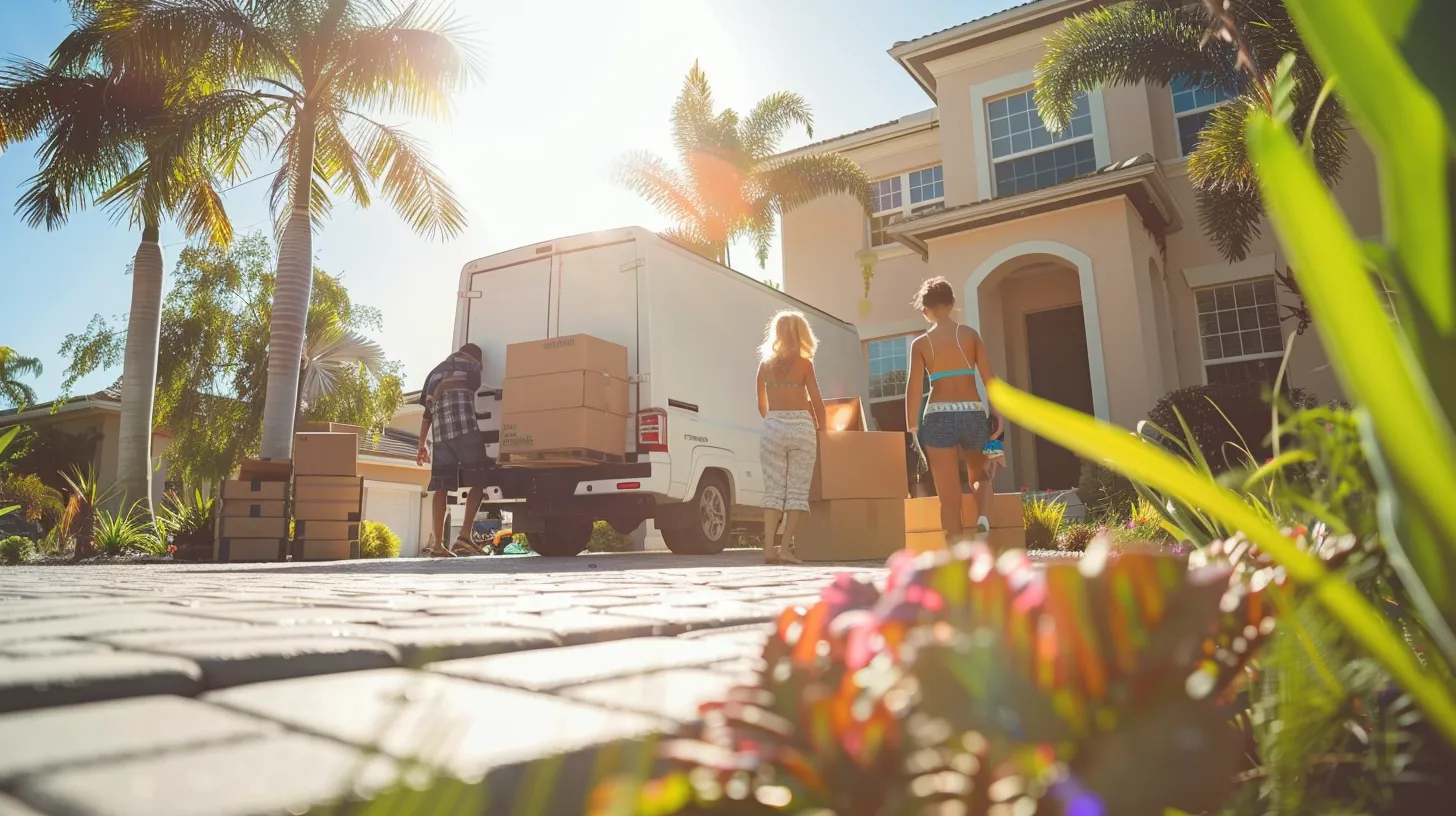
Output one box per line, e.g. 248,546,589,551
453,227,870,557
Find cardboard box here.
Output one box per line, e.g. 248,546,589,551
237,458,292,483
221,480,287,501
502,370,629,416
293,432,359,477
499,408,627,456
219,516,288,538
904,493,1023,533
504,334,628,380
293,500,361,522
292,540,359,561
824,397,867,432
906,524,1028,555
221,500,286,518
216,538,288,563
809,430,908,501
792,499,906,562
296,422,362,436
294,520,360,541
294,476,363,503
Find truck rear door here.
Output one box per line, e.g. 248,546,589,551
551,239,641,377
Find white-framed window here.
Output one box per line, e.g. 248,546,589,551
988,89,1097,198
1195,276,1284,385
867,336,911,399
867,165,945,248
1172,74,1237,156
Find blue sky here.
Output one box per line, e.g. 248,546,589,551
1,0,1017,397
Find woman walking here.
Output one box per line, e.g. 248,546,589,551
906,277,1004,544
756,311,827,564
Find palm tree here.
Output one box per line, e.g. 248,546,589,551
616,62,871,268
1034,0,1346,267
117,0,479,461
0,348,43,409
0,2,250,510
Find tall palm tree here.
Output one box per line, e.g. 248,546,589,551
118,0,480,461
0,1,250,510
1034,0,1346,266
616,62,871,268
0,347,43,409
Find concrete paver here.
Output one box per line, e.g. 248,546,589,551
0,550,883,814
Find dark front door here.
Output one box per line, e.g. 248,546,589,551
1025,305,1095,490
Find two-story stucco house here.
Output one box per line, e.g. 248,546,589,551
778,0,1383,492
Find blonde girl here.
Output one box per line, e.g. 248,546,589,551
755,310,827,565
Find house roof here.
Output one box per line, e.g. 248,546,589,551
889,0,1104,100
0,379,123,425
775,108,938,160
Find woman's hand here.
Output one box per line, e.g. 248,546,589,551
991,414,1004,439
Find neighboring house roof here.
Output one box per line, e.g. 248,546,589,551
0,379,123,426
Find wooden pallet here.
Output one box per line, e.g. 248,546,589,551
498,448,626,468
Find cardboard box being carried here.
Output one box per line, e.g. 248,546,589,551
793,499,907,562
294,475,363,503
293,432,358,477
810,430,908,501
502,370,629,416
499,408,627,457
504,334,628,380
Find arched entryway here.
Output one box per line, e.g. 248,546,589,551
963,241,1108,491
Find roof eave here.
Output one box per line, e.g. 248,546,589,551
0,398,118,427
773,113,938,161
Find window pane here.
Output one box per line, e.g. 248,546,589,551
908,165,943,204
1198,313,1219,336
1177,110,1214,156
1237,306,1259,330
992,137,1012,158
1222,334,1243,357
1241,329,1263,353
990,117,1010,139
866,337,910,398
1215,287,1236,310
1196,289,1216,311
987,88,1091,164
991,141,1096,198
1253,279,1276,304
1262,328,1283,352
1235,282,1256,307
1202,336,1222,359
1256,303,1279,326
1007,92,1027,114
1218,311,1239,333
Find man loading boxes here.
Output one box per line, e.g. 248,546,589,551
417,343,492,556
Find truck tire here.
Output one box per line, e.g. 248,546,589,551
531,519,592,558
662,473,731,555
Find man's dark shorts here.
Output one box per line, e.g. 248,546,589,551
429,429,493,491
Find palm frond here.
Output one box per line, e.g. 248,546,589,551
1035,1,1231,133
755,152,871,216
300,316,385,407
315,107,371,208
659,224,723,263
331,0,483,119
350,111,465,240
613,150,706,229
670,61,719,164
738,90,813,159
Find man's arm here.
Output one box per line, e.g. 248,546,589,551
417,399,433,466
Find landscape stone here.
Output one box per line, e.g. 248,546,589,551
92,622,387,650
482,611,664,645
0,695,275,781
205,667,666,803
133,635,401,688
11,732,402,816
608,603,777,633
364,625,559,666
428,636,745,691
0,612,239,646
0,640,113,659
0,653,202,713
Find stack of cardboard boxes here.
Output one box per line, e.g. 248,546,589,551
498,334,630,466
214,459,290,563
904,492,1026,553
793,398,910,561
291,431,362,560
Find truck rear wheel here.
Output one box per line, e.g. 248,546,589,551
662,473,731,555
531,518,592,558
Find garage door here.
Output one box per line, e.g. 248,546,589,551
363,485,421,557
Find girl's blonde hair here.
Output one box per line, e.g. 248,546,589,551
759,310,818,370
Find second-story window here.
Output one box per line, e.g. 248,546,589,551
1172,75,1237,156
867,165,945,248
989,89,1096,198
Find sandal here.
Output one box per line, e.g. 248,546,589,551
422,537,455,558
449,536,486,557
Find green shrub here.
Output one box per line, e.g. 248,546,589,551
358,521,401,558
1077,458,1136,522
587,520,633,552
1147,383,1317,473
1057,522,1099,552
0,473,63,524
155,489,215,547
1021,494,1066,550
91,504,162,556
0,535,33,564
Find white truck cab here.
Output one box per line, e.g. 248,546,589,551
452,227,870,556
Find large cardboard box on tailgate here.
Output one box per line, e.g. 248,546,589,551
499,335,630,461
291,430,362,561
794,398,909,561
904,492,1026,553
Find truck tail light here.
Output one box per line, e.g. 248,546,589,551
637,409,668,453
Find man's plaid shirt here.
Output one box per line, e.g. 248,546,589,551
421,352,481,443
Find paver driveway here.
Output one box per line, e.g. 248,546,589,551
0,551,884,815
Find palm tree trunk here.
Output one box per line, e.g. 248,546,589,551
259,109,318,461
116,220,164,513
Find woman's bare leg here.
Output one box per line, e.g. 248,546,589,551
762,509,783,562
781,510,806,564
961,448,992,534
926,445,965,544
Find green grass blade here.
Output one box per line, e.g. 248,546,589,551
988,379,1456,746
1247,110,1456,661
